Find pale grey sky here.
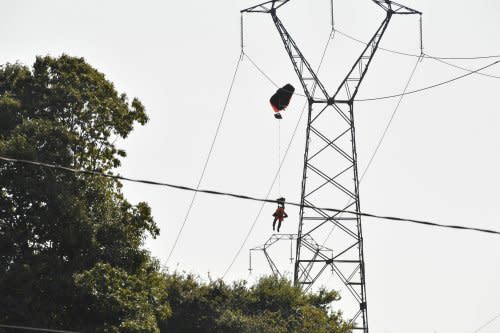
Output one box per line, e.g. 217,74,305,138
2,0,500,332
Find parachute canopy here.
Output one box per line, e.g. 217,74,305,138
270,84,295,113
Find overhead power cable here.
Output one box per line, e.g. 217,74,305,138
426,54,500,79
335,28,422,58
470,312,500,333
222,29,336,278
356,59,500,102
246,51,500,102
334,27,500,60
335,28,500,80
166,52,243,263
2,156,500,237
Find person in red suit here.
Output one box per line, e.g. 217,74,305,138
272,197,288,232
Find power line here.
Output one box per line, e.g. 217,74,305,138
335,27,422,58
470,312,500,333
2,155,500,237
334,27,500,60
165,52,243,263
245,49,500,102
426,54,500,79
0,323,78,333
336,27,500,79
356,59,500,102
429,54,500,60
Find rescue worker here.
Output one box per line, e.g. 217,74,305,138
272,197,288,232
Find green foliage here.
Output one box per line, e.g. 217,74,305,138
0,55,159,331
74,262,170,333
160,274,352,333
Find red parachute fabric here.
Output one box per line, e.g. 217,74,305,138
270,84,295,114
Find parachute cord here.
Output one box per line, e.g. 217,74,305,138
278,120,281,196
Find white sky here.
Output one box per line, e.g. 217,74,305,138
2,0,500,332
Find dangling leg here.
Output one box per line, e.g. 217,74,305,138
277,219,282,232
273,217,278,231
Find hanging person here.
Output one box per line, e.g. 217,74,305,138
272,197,288,232
270,84,295,119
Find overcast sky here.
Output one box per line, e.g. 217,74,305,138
2,0,500,332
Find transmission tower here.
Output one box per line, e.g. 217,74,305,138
242,1,421,332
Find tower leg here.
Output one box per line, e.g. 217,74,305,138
294,101,368,331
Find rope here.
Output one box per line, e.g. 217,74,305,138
165,51,243,263
2,155,500,237
244,53,308,98
245,53,279,88
278,120,281,195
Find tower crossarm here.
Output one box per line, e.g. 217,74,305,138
241,0,330,101
332,12,392,102
270,12,330,101
332,0,420,102
241,0,291,14
371,0,422,15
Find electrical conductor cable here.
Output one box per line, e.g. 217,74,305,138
2,155,500,237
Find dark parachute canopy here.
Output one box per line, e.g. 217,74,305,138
270,84,295,119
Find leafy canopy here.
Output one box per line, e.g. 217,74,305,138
0,55,163,331
160,274,352,333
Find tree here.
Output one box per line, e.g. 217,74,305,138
159,274,352,333
74,262,170,333
0,55,167,331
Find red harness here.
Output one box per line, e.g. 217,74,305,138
273,207,286,221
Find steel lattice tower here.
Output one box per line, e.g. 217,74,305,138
242,1,421,331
